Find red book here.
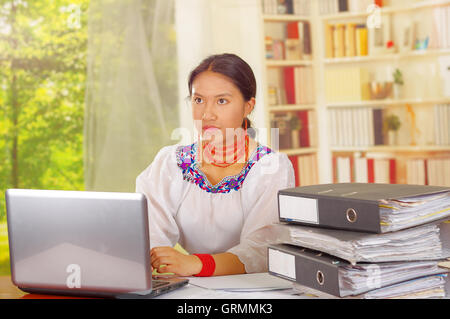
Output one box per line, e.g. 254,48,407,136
283,67,296,104
286,22,299,39
288,155,299,186
350,157,355,183
297,111,310,147
389,159,396,184
367,158,375,183
424,159,429,185
332,156,337,183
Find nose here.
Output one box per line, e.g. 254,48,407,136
202,100,217,121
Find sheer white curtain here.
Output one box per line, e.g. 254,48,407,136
84,0,178,192
84,0,266,191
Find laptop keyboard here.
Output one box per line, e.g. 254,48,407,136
152,280,169,289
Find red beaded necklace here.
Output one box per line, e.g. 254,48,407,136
201,122,249,168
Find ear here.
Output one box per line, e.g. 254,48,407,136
244,97,255,118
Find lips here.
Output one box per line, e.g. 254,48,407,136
202,125,220,131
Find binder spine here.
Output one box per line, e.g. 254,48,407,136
278,191,382,233
268,245,342,297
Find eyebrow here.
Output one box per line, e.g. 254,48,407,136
193,92,233,98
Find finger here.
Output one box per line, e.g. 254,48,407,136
152,256,173,270
157,264,177,275
158,265,175,274
151,247,175,258
151,246,173,254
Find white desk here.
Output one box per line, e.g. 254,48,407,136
154,284,310,299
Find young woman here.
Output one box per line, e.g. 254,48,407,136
136,53,295,277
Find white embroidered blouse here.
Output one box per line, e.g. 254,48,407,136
135,142,295,273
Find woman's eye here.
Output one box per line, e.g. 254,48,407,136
194,97,203,104
218,98,228,105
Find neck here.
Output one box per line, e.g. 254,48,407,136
199,131,249,167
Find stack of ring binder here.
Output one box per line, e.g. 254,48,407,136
264,183,450,299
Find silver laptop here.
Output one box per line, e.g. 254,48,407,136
5,189,188,298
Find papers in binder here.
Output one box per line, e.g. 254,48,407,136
380,192,450,232
338,261,445,297
249,221,450,265
283,223,446,265
294,274,448,299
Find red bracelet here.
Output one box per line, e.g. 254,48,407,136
193,254,216,277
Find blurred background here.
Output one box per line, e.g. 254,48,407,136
1,0,450,275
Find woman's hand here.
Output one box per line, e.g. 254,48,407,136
150,246,203,277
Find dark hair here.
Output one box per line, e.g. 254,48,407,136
188,53,256,130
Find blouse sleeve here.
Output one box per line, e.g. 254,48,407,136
135,145,182,249
227,152,295,273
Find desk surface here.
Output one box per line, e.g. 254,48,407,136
0,275,304,299
0,276,24,299
0,276,100,299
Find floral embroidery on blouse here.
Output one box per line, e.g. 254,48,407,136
176,143,272,193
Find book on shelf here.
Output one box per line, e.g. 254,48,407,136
266,37,285,60
333,23,346,58
270,112,294,150
324,24,334,58
355,24,369,56
302,21,312,59
326,16,394,59
266,21,312,61
329,107,381,147
439,57,450,98
427,158,450,187
332,157,450,187
262,0,293,15
319,0,383,16
406,158,427,186
325,67,370,102
288,153,318,187
270,110,315,150
282,66,314,104
434,104,450,145
262,0,311,16
431,5,450,50
267,85,282,106
322,3,449,55
293,0,311,16
406,158,450,187
265,36,274,59
333,156,396,184
286,22,303,60
345,23,357,57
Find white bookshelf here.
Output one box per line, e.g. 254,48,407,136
260,0,450,185
318,0,450,185
326,98,450,108
263,14,311,22
268,104,316,111
260,0,321,186
321,0,450,21
265,59,313,66
331,145,450,152
283,147,319,155
324,48,450,64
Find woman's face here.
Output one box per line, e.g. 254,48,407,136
191,70,254,142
